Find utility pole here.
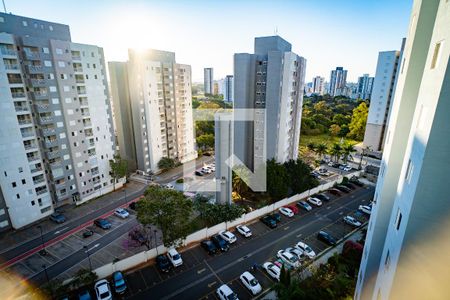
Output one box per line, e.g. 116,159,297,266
2,0,7,13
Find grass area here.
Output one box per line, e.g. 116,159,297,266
300,134,361,148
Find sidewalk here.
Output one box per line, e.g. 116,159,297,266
0,180,147,253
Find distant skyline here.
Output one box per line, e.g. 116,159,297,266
4,0,412,82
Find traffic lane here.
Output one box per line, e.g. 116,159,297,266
131,187,374,299
155,157,215,184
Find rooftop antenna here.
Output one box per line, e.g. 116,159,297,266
274,26,278,36
2,0,6,13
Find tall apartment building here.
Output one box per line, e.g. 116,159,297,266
233,36,306,170
215,111,233,204
363,41,404,152
312,76,325,95
356,1,449,299
356,73,374,100
204,67,213,94
328,67,347,96
0,13,117,230
223,75,234,102
115,49,197,174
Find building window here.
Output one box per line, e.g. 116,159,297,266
384,250,390,270
12,182,16,188
43,47,49,54
49,25,53,31
22,179,26,184
22,20,28,27
16,194,20,199
31,201,35,206
55,48,63,55
405,159,414,183
395,210,402,230
0,16,4,23
431,41,442,69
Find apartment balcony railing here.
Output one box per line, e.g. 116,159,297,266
18,119,33,125
4,63,19,70
45,139,57,147
35,103,50,111
58,191,67,197
88,151,96,157
11,92,26,98
33,91,48,98
79,100,89,106
42,128,56,134
72,54,81,60
85,131,93,137
8,78,23,84
92,179,101,185
54,181,66,188
36,188,48,196
83,121,92,127
77,89,87,95
27,155,40,162
47,150,60,159
31,166,43,174
21,131,35,138
76,78,85,84
26,65,43,73
14,106,29,113
88,142,95,148
33,177,45,185
30,79,46,87
91,169,100,176
24,143,37,151
50,161,62,168
73,67,83,72
39,116,53,124
24,51,40,60
0,48,16,56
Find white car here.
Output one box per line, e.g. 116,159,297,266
277,250,300,269
359,205,372,215
239,271,262,295
318,168,328,175
114,208,129,219
236,225,252,238
165,183,175,189
285,247,305,261
219,230,237,244
344,215,362,227
279,207,294,218
295,241,316,259
167,248,183,267
94,279,112,300
201,167,212,174
216,284,238,300
262,262,281,281
205,164,216,172
343,165,352,172
307,197,323,207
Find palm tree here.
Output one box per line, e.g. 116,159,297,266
316,143,327,160
307,142,317,153
342,143,356,164
232,171,248,201
329,143,342,163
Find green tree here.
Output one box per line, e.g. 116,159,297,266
332,113,350,126
347,102,369,141
158,157,176,171
284,159,319,194
193,201,244,227
136,186,193,247
330,143,342,163
70,269,98,290
109,154,128,190
307,142,317,152
196,133,215,150
316,143,328,160
195,120,215,136
342,143,356,164
266,159,289,201
192,98,201,109
329,124,341,136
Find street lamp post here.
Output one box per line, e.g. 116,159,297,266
37,225,47,256
83,245,93,271
153,229,158,255
42,264,53,299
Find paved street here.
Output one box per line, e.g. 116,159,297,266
121,185,374,300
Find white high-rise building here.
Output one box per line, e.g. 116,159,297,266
328,67,347,96
356,74,374,100
356,1,450,299
223,75,234,102
233,36,306,170
0,13,118,230
312,76,325,95
204,67,213,94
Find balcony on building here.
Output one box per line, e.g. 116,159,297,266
49,158,62,168
3,58,20,71
91,167,99,176
87,149,96,157
73,62,83,73
35,99,50,111
30,163,43,174
92,176,101,185
10,87,26,99
14,101,30,113
84,129,93,137
39,112,53,124
75,74,85,84
88,139,95,148
32,174,45,186
77,86,87,95
32,87,48,99
0,44,16,56
79,97,89,107
44,135,58,147
7,73,23,85
35,186,48,196
81,108,90,117
20,127,35,139
71,50,81,61
54,179,66,188
83,118,92,128
17,114,33,126
26,63,43,73
47,147,60,159
41,124,56,135
29,74,46,87
27,151,40,162
23,139,38,151
23,47,40,60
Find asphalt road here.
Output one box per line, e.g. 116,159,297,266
124,186,375,300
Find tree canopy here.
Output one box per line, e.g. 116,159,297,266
347,102,368,141
158,157,176,171
109,154,128,189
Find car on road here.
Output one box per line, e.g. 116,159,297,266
236,225,252,237
343,165,352,172
167,248,183,267
297,201,312,211
128,230,148,245
328,162,340,168
82,229,94,238
285,204,299,214
50,213,66,224
317,231,337,246
216,284,238,300
219,230,237,244
277,250,300,269
295,241,316,259
240,271,262,295
201,240,218,255
94,218,112,230
204,164,216,172
269,213,282,223
262,262,281,281
307,197,322,207
211,234,230,252
285,247,305,261
336,185,351,193
343,215,362,227
260,215,277,228
201,167,212,174
156,254,172,272
164,183,175,189
94,279,112,300
349,176,364,187
279,207,294,218
78,290,91,300
315,193,331,202
114,208,129,219
328,188,342,196
112,271,127,294
195,170,204,176
358,205,372,215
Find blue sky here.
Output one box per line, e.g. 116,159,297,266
5,0,412,82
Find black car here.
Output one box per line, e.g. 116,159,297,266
195,170,204,176
82,229,94,238
128,202,137,210
129,230,148,245
317,231,337,246
201,240,218,255
211,234,230,252
269,213,281,223
342,182,356,189
296,201,312,211
349,176,364,187
260,215,277,228
336,185,351,193
50,213,66,224
156,254,172,272
314,193,331,202
94,218,112,229
328,188,342,196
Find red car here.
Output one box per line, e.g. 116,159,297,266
285,205,299,214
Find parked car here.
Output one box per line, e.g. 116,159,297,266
277,250,300,269
112,271,127,294
318,167,329,175
285,247,305,261
343,215,362,227
358,205,372,215
201,167,212,174
195,170,204,176
328,162,340,168
236,225,252,237
164,183,175,189
342,182,356,190
314,193,330,202
295,241,316,259
167,248,183,267
78,290,92,300
336,185,351,193
262,262,281,281
269,213,281,223
317,231,337,246
205,164,216,172
156,254,172,272
128,201,137,210
201,240,218,255
297,201,312,211
307,197,322,207
240,271,262,295
128,230,148,245
114,208,129,219
211,234,230,252
50,213,66,224
328,188,342,196
216,284,238,300
279,207,294,218
285,204,299,214
343,165,352,172
82,229,94,238
260,216,277,228
219,230,237,244
94,218,111,230
349,176,364,187
94,279,112,300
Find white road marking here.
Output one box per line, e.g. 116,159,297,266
85,243,100,253
54,226,69,235
339,211,344,215
296,233,302,238
284,226,290,231
197,268,206,275
208,281,217,288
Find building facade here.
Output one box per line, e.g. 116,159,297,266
233,36,306,170
204,67,213,94
223,75,234,102
356,74,374,100
328,66,347,96
356,1,449,299
0,13,117,230
312,76,325,95
214,112,233,204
